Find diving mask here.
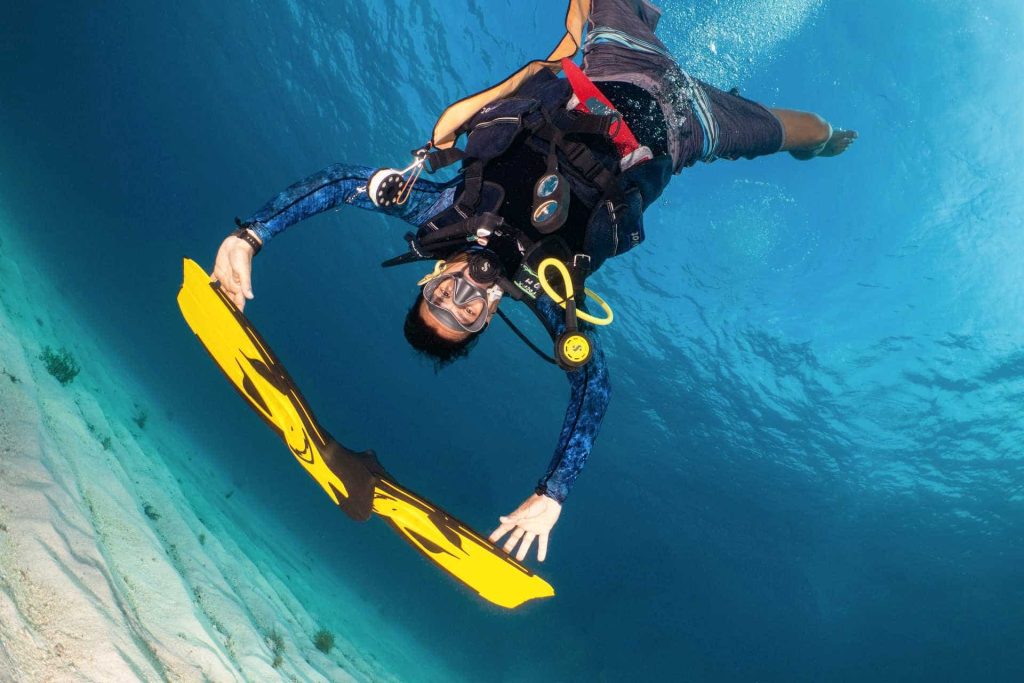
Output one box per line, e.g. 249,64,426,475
421,270,502,334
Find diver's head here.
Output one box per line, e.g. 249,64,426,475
403,251,504,368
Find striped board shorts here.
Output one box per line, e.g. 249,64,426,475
581,0,785,171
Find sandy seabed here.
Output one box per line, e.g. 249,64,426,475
0,221,438,682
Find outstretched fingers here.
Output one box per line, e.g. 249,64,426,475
502,527,526,554
490,517,539,561
489,493,561,562
515,532,537,562
488,520,517,545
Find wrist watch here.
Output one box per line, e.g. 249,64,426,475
230,222,262,255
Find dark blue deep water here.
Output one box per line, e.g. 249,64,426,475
3,0,1023,680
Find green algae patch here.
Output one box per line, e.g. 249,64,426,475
39,346,80,385
313,629,335,654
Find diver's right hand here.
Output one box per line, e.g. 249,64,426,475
212,229,261,312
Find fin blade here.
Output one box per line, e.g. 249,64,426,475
374,479,555,609
177,258,351,502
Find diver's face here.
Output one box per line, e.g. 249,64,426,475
419,261,500,340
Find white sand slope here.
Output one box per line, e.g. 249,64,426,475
0,224,427,681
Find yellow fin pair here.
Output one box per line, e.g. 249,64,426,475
177,258,553,609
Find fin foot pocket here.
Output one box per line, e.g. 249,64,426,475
321,439,384,521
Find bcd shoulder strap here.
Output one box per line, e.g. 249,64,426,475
429,0,592,150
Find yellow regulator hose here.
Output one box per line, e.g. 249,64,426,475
537,258,614,326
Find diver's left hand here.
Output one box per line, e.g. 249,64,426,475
489,493,562,562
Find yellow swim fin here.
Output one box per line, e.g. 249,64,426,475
176,258,554,609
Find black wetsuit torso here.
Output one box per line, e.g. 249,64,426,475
478,81,668,274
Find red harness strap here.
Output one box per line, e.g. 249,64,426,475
561,57,647,163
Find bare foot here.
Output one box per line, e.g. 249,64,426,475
818,129,858,157
791,129,858,160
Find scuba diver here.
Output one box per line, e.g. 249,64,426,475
211,0,856,564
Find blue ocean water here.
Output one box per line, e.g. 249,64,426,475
2,0,1022,680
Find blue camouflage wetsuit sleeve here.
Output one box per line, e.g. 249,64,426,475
239,163,458,242
238,163,611,504
533,297,611,504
